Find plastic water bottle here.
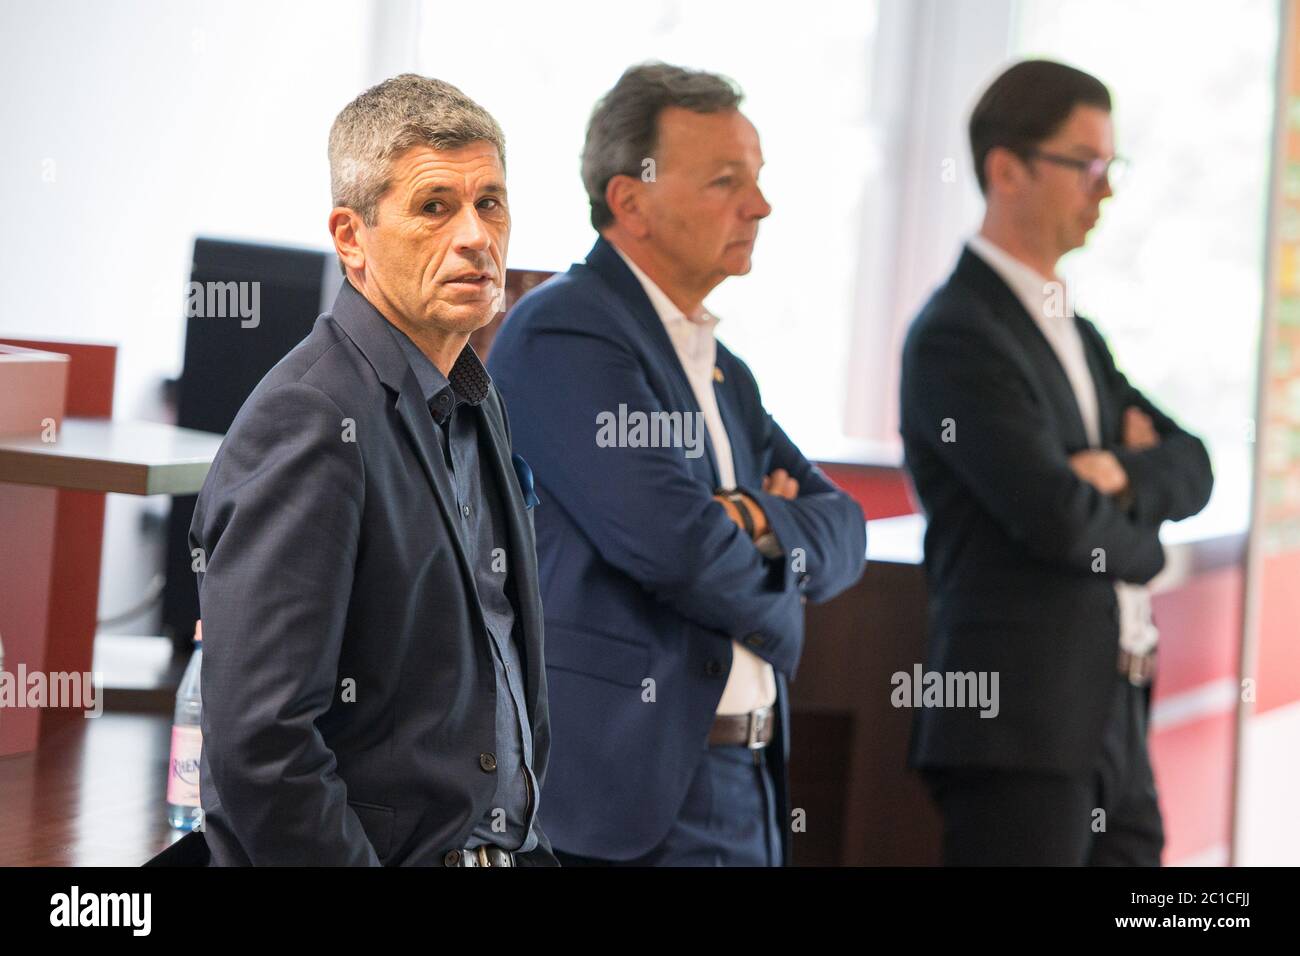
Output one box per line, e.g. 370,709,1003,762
167,623,204,830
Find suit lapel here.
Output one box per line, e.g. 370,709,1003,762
332,280,546,716
955,249,1092,450
584,238,722,487
710,358,756,486
393,383,479,578
1078,320,1117,447
479,395,545,717
329,280,479,590
1015,314,1092,449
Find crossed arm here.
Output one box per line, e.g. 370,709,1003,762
494,325,864,674
1066,322,1214,526
904,321,1168,583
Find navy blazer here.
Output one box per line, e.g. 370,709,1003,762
189,280,556,865
900,248,1214,774
487,237,866,860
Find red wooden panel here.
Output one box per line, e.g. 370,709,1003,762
820,463,917,520
1150,567,1243,696
0,338,116,740
1151,711,1236,865
1256,550,1300,714
0,339,116,418
0,347,66,756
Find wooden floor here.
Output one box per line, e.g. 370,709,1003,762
0,711,186,866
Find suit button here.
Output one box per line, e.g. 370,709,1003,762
444,850,461,867
744,633,767,649
479,752,497,772
704,659,724,678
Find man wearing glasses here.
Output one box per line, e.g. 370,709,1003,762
899,60,1213,865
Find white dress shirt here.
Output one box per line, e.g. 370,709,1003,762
967,234,1158,657
613,244,778,714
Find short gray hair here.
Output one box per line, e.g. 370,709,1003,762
581,62,743,231
329,73,506,226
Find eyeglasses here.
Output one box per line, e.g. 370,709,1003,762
1028,151,1129,192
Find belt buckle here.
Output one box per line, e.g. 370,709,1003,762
747,706,771,749
473,846,514,868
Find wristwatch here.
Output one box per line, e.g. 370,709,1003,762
723,491,755,538
721,489,783,559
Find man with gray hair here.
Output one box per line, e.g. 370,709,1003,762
489,63,866,865
184,74,557,866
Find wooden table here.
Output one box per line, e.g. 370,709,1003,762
0,416,224,756
0,418,223,495
0,711,185,865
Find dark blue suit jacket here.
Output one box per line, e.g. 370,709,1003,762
190,280,555,865
487,237,866,860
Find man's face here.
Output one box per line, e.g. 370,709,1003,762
640,106,772,293
1020,105,1115,258
355,141,509,335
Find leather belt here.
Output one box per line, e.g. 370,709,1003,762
444,846,515,867
708,704,774,749
1118,648,1156,687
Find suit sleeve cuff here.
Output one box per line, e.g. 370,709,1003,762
738,487,811,595
1112,446,1163,526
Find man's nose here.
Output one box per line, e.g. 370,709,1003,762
452,204,492,252
1092,169,1114,200
746,183,772,220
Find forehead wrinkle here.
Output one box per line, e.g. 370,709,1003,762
398,157,506,204
665,144,764,175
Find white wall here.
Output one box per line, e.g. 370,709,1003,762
0,0,382,632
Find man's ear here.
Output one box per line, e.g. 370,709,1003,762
605,175,651,239
985,146,1026,197
329,207,367,275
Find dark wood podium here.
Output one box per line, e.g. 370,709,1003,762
786,509,1247,866
787,515,942,866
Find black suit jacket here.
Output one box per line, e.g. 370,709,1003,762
188,280,555,865
899,248,1213,774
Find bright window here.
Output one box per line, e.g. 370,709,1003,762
417,0,882,456
1013,0,1279,530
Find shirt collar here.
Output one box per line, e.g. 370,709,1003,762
611,243,720,332
384,320,492,424
966,233,1073,327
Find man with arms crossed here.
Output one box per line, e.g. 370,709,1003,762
900,60,1214,865
489,63,867,866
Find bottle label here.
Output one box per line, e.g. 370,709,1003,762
167,725,203,807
